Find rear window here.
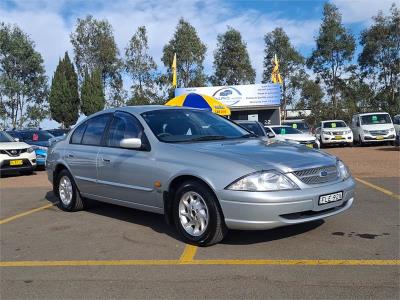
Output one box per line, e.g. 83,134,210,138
81,114,112,146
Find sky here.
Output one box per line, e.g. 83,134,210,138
0,0,395,128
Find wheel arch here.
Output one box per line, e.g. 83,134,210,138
163,174,224,226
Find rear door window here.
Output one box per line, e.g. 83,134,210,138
81,114,112,146
70,122,87,144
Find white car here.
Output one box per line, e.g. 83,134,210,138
0,131,36,175
315,120,353,147
350,112,396,145
264,125,320,149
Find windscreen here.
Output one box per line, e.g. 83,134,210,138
271,126,302,135
141,109,249,142
361,114,392,125
283,121,309,131
323,121,347,128
0,132,14,142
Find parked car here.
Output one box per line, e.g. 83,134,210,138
393,114,400,135
46,128,70,137
0,131,36,175
264,125,320,149
350,112,396,146
7,129,55,169
282,119,311,134
315,120,353,147
47,106,355,246
233,120,268,137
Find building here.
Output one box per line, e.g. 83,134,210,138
175,83,281,126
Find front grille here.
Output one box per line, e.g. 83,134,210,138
369,130,389,136
0,149,26,157
293,165,338,185
332,131,344,135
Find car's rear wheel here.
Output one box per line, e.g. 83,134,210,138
56,169,85,211
173,180,227,246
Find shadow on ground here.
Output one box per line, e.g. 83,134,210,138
222,220,324,245
45,191,325,246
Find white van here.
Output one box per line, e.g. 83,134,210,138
351,112,396,145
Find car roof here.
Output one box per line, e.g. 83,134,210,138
356,112,389,116
119,105,206,114
321,120,346,123
282,119,305,123
268,125,292,128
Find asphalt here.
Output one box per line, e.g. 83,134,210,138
0,147,399,299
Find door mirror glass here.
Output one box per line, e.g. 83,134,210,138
267,132,275,138
120,138,142,149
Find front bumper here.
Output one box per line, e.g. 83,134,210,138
362,134,395,142
322,134,353,144
218,177,355,230
0,152,37,174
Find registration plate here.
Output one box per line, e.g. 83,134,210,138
334,136,343,140
10,160,23,166
306,144,313,148
319,191,343,205
376,136,384,140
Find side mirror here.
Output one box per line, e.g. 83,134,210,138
120,138,142,149
267,132,275,138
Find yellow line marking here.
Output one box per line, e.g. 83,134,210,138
0,259,399,267
355,178,400,200
179,244,198,263
0,203,56,225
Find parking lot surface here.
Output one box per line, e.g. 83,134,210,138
0,146,399,299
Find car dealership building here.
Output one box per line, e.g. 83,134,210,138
175,83,281,125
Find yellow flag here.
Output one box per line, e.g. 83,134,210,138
172,53,177,88
271,54,283,84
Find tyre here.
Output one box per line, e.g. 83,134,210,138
173,180,227,246
56,169,85,211
358,135,364,147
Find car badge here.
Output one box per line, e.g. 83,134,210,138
10,150,17,155
320,171,328,177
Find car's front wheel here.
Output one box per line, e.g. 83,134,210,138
56,169,85,211
173,180,227,246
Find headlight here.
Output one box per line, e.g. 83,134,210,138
344,130,352,134
322,131,332,135
27,147,34,153
363,130,370,135
389,128,395,132
337,160,351,180
226,171,299,192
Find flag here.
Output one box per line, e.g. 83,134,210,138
172,53,177,88
271,54,283,84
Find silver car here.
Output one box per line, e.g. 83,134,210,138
47,106,355,246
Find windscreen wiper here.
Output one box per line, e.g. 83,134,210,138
241,133,258,138
189,135,227,141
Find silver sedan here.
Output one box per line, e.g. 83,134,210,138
47,106,355,246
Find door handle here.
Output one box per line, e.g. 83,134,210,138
102,157,111,163
67,153,74,158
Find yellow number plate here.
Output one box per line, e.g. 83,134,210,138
306,144,313,148
334,136,343,140
10,160,23,166
376,136,384,140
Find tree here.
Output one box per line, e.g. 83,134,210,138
70,15,122,105
125,26,157,105
0,23,48,128
296,79,326,126
212,27,255,86
307,3,355,119
162,19,207,88
80,69,105,116
359,4,400,115
262,27,305,118
49,52,80,128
